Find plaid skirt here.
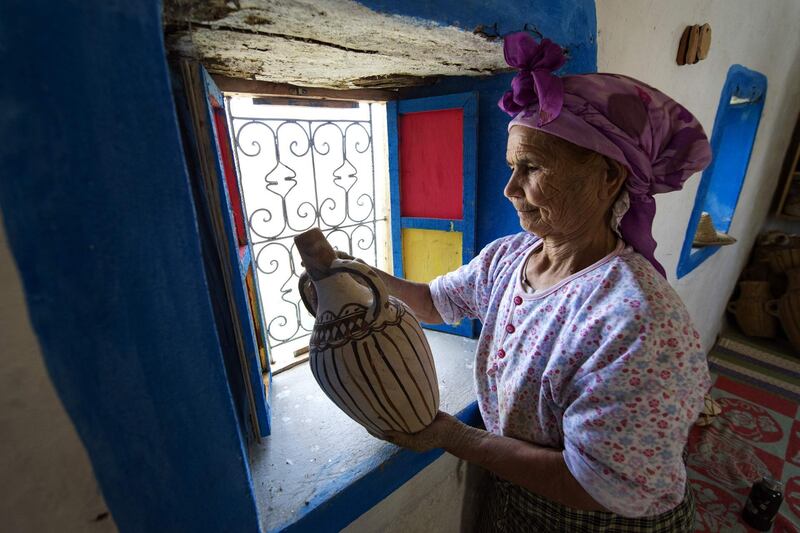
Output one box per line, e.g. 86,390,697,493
476,476,695,533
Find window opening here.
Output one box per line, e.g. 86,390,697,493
226,97,391,373
676,65,767,278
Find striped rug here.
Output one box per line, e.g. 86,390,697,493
709,331,800,403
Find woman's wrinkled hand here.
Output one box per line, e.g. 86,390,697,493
370,411,464,453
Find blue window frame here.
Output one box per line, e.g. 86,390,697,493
199,66,273,437
676,65,767,278
387,92,478,337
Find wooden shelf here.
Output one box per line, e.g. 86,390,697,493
773,113,800,218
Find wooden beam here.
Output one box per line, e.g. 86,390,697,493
252,96,359,109
211,75,397,102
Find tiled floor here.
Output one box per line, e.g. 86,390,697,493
688,374,800,532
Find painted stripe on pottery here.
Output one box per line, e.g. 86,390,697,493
393,317,438,410
349,340,407,431
401,314,440,405
321,350,378,432
337,353,392,433
325,350,382,430
311,345,326,390
338,345,395,432
313,348,380,432
362,340,414,432
370,336,428,428
314,351,348,419
379,330,435,420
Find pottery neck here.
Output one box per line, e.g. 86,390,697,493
313,272,374,319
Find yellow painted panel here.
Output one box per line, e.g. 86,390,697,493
402,228,463,284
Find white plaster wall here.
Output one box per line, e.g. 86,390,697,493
597,0,800,351
0,216,116,533
343,453,485,533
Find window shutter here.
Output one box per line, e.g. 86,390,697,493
387,92,478,337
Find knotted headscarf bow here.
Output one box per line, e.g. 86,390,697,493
499,32,712,277
500,36,566,126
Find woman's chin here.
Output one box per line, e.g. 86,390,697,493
519,218,547,234
516,210,542,231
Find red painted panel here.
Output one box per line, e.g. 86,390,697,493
213,108,247,245
399,109,463,219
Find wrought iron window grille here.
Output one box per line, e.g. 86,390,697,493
227,99,389,373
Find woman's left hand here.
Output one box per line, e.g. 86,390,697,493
377,411,464,453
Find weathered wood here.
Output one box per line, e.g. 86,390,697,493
163,0,505,89
676,26,691,66
212,75,397,101
698,24,712,60
686,25,701,65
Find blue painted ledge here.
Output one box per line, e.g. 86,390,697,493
249,330,481,532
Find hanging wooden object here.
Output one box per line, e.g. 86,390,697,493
686,25,701,65
697,24,712,60
676,26,691,66
677,23,712,65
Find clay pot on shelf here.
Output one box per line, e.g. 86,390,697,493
767,268,800,352
728,281,779,338
753,232,790,265
768,248,800,274
295,228,439,434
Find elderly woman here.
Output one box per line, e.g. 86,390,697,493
365,33,712,531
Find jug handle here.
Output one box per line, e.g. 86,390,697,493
298,270,318,317
328,258,389,324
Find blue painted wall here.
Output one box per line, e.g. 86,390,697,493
0,1,260,532
0,0,596,531
356,0,597,75
358,0,597,251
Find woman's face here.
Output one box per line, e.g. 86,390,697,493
504,126,621,237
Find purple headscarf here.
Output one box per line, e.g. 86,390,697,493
499,32,712,277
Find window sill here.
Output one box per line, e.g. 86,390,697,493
248,330,480,533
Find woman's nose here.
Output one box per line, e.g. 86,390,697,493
504,172,521,199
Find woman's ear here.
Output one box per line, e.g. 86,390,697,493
601,158,627,200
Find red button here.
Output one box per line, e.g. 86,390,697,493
506,324,515,333
513,296,523,305
497,349,506,358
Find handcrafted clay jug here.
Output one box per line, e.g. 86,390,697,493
768,248,800,274
295,229,439,434
767,268,800,352
727,281,778,338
